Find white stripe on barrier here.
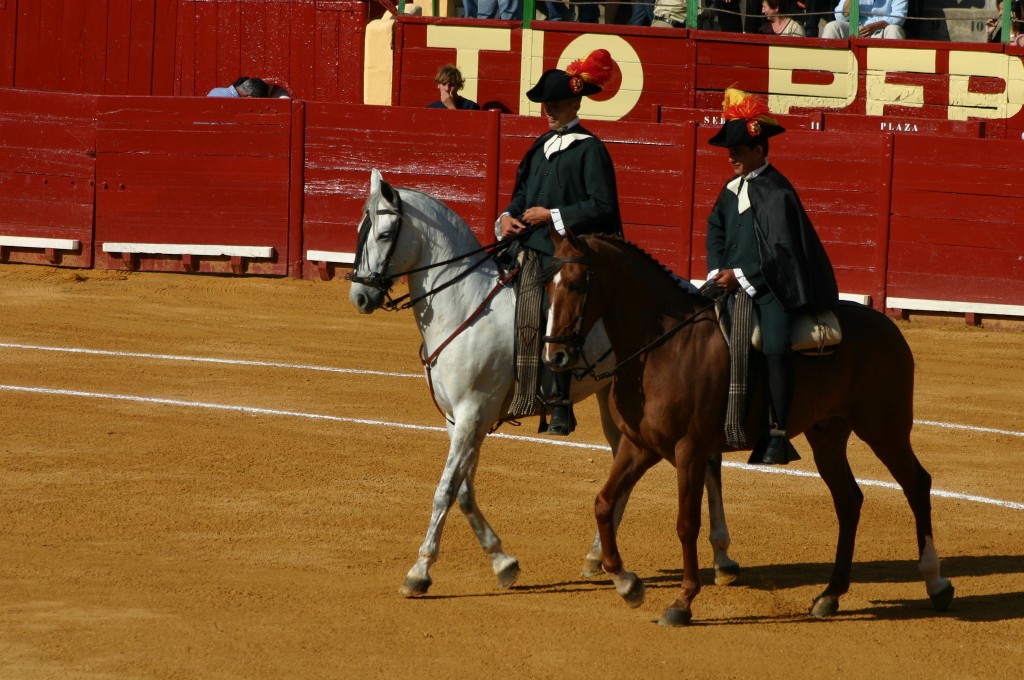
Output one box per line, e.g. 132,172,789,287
0,235,81,251
101,243,274,258
306,249,355,264
0,383,1021,512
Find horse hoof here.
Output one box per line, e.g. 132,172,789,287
581,557,603,578
496,557,520,589
929,582,955,612
657,608,693,627
400,575,432,598
620,577,645,608
714,563,741,587
810,595,840,618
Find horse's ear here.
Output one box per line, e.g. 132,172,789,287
547,222,565,250
370,168,382,195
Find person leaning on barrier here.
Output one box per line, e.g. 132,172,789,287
820,0,906,38
427,64,481,111
705,87,838,465
207,77,270,98
495,49,622,437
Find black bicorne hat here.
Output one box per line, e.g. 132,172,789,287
708,86,785,147
526,49,615,103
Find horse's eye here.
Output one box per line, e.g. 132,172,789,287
568,280,585,294
378,230,393,241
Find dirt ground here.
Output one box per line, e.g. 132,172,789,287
0,265,1022,679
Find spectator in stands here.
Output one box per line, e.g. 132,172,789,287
476,0,520,19
820,0,906,38
760,0,806,34
428,65,481,111
987,0,1024,44
574,0,601,22
207,77,269,98
652,0,688,27
712,0,763,32
631,0,657,25
798,0,829,36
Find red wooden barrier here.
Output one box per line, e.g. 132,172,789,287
0,89,97,268
301,104,501,280
823,112,984,138
94,96,293,275
888,135,1024,308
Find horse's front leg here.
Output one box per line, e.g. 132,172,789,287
456,455,520,589
704,452,740,586
596,437,660,609
659,445,708,627
401,419,508,596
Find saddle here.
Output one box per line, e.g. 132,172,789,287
709,287,843,448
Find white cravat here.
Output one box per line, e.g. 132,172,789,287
542,118,588,159
726,162,770,214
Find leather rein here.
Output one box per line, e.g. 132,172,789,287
544,248,717,382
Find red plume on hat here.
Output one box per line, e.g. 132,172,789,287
708,85,785,147
565,49,615,91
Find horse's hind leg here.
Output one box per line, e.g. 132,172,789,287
804,419,862,617
859,428,954,611
705,452,740,586
457,458,520,589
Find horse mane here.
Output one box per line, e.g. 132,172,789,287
582,233,699,299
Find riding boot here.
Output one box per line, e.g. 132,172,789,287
749,353,801,465
545,370,576,436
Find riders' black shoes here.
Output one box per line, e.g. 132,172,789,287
748,430,801,465
546,405,576,436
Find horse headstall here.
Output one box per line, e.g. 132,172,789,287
347,192,405,296
542,252,593,351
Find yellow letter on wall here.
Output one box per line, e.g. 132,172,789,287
767,46,857,114
865,48,935,116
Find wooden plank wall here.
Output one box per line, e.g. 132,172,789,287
0,89,97,268
1,90,1023,314
94,96,293,275
888,135,1024,304
302,104,500,279
4,0,366,102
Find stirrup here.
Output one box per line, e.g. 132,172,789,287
544,404,576,436
748,429,801,465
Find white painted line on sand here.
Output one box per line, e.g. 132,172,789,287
1,383,1022,512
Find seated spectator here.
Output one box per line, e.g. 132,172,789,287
428,65,481,111
821,0,906,38
652,0,688,27
207,77,269,98
760,0,806,34
988,0,1024,45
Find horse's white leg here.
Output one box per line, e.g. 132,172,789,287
456,457,520,589
704,452,740,585
401,422,485,597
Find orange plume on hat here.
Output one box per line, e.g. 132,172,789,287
721,86,779,126
565,49,615,89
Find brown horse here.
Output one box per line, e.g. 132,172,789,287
542,227,955,626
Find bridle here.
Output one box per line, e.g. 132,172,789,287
542,253,593,355
347,189,515,311
543,240,718,381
